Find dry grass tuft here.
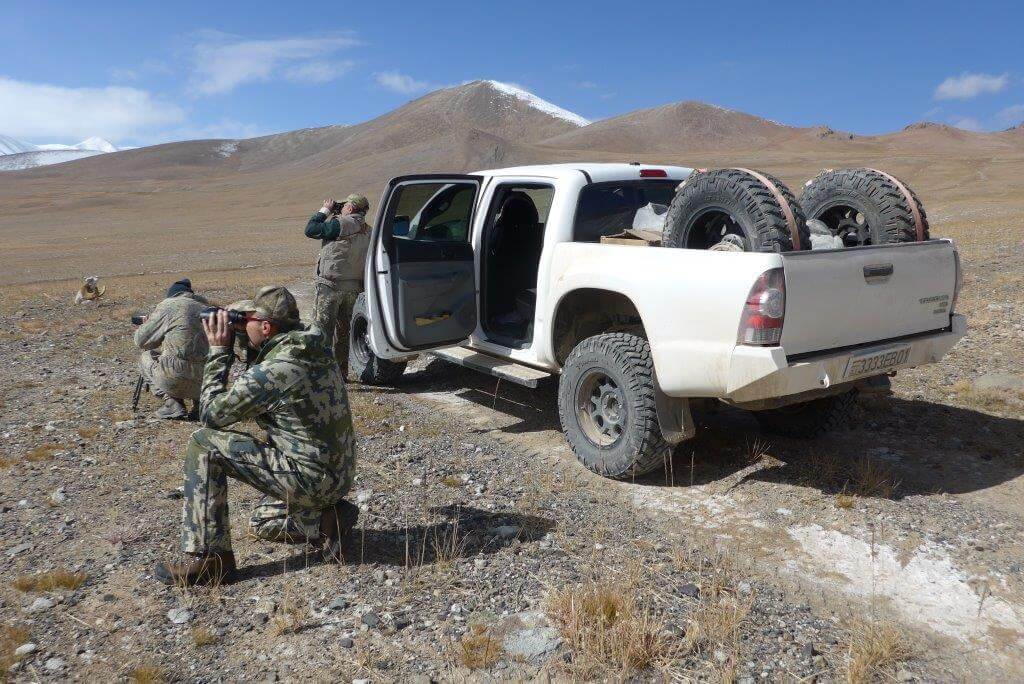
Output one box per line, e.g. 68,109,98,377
191,626,217,647
12,568,87,593
127,664,166,683
25,444,59,463
17,320,45,334
547,579,677,678
459,623,503,669
836,493,856,509
844,620,914,683
77,426,101,439
270,588,307,636
852,457,897,498
951,380,1024,413
0,624,31,673
441,475,463,488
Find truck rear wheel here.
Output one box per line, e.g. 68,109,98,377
663,168,810,252
349,293,408,385
558,332,671,479
752,390,856,438
800,168,929,246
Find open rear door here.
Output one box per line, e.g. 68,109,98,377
369,175,481,353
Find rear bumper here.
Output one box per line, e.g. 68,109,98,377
721,314,966,403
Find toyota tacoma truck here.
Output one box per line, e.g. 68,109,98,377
346,163,965,479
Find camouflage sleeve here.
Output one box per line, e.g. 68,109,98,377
133,301,169,350
199,354,284,428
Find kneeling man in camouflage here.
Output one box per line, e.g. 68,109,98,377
155,286,359,586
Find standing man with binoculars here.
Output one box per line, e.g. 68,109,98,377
155,286,359,586
305,193,371,378
133,278,209,419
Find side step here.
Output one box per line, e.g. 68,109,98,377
428,346,551,388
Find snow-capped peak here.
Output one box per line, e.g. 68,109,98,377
481,80,590,127
75,137,118,153
0,134,38,155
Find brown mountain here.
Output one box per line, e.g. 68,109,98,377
1,81,1022,286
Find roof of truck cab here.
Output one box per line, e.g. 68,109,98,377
471,162,693,183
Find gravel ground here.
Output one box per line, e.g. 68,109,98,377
1,265,1021,681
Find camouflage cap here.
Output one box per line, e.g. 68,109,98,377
344,193,369,212
231,286,301,329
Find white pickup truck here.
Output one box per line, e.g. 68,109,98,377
348,163,965,479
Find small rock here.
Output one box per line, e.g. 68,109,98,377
44,657,65,671
167,607,192,624
28,597,55,613
801,642,817,658
411,477,423,486
14,643,37,656
7,542,32,557
328,596,349,611
737,581,752,595
679,583,700,599
339,637,354,648
353,678,371,684
355,490,373,504
896,669,915,682
361,611,380,628
449,603,464,615
50,489,67,505
488,525,519,539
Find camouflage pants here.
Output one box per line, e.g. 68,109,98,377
139,350,203,400
312,282,360,378
181,427,350,554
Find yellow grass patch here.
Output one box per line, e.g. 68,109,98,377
13,569,87,593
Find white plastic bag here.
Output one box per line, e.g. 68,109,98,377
632,202,669,232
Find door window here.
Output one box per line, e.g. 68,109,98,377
387,183,476,243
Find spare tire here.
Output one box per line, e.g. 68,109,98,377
800,168,929,246
663,168,810,252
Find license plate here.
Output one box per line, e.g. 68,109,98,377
843,344,912,380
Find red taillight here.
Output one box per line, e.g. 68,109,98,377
738,268,786,346
640,168,667,177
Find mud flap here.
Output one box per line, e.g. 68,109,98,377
653,376,695,446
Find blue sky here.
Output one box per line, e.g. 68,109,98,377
1,0,1021,146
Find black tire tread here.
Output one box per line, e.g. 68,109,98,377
753,390,857,439
664,168,811,252
558,332,670,479
349,293,408,385
800,168,929,244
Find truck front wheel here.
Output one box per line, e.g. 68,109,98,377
558,333,671,479
752,390,856,438
348,293,408,385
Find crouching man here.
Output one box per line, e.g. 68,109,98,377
134,278,209,419
155,286,359,586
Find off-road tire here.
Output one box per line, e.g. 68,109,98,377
663,168,810,252
348,293,407,385
800,168,929,245
558,332,671,479
753,390,857,438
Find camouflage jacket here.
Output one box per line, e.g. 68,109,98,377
306,211,370,292
134,292,209,363
200,326,356,482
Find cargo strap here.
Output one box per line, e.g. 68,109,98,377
867,168,926,241
734,168,801,251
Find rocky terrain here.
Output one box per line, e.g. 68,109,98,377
4,272,1000,683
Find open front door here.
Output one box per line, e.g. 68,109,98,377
370,175,481,353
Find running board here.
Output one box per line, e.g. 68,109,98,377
429,346,551,388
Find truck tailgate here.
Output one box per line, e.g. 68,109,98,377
779,240,956,357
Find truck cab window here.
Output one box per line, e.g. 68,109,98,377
573,180,678,242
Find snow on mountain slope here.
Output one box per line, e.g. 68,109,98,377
0,149,104,171
483,80,590,127
37,137,119,153
0,134,38,155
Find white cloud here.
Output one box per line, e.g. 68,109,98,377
576,80,598,89
996,103,1024,126
949,116,983,131
153,118,268,144
285,60,354,83
189,31,359,95
934,72,1009,100
109,68,138,82
0,77,185,143
374,70,439,95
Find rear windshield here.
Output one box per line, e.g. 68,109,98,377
573,180,679,243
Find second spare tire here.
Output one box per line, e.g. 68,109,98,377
800,168,929,247
663,168,810,253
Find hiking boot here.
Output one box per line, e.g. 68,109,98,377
318,499,359,562
154,397,188,420
186,401,200,422
154,551,236,586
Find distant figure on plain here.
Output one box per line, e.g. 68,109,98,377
305,193,371,378
133,278,209,420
